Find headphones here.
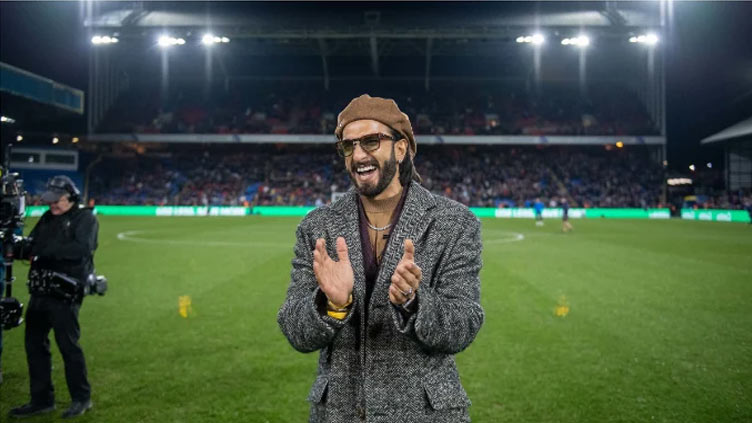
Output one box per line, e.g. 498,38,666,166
47,176,81,203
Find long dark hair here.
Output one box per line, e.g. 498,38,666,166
392,129,422,186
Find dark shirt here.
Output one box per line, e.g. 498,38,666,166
357,185,409,311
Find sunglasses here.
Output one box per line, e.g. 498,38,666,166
335,133,397,157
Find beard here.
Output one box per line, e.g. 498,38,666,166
348,144,398,198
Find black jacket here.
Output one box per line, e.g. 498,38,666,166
27,206,99,282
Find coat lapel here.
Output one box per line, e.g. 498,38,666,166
371,182,437,309
331,188,366,309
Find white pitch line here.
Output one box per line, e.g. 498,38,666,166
117,229,525,247
116,230,289,248
484,232,525,244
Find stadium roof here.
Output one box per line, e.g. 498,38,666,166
700,116,752,145
85,2,664,39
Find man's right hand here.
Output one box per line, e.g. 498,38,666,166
312,237,354,307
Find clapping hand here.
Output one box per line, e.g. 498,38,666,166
389,239,422,305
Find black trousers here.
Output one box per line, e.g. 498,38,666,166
25,295,91,405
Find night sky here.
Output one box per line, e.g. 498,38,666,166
1,1,751,172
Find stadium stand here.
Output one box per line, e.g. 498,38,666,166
71,144,664,209
98,81,658,137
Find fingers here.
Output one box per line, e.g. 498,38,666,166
335,237,349,263
313,239,325,265
391,266,419,293
315,238,333,263
402,239,415,262
402,262,422,280
312,259,322,283
315,238,350,263
394,266,419,290
389,284,406,305
313,239,324,284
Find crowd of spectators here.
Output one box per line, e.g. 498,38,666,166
687,190,752,210
547,148,663,208
84,144,664,209
98,81,658,137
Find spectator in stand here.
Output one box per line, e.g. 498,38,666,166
87,144,665,210
97,82,658,137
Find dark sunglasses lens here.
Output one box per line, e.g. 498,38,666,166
339,141,354,156
361,135,381,151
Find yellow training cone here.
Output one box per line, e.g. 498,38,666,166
178,295,193,318
554,295,570,317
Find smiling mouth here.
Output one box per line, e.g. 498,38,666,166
352,163,378,185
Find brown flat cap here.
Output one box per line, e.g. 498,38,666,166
335,94,417,155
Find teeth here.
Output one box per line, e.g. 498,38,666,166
356,165,376,173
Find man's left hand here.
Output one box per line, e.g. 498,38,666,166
389,239,421,305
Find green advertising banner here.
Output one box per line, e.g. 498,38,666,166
25,205,250,217
252,206,315,216
26,206,48,217
487,207,669,219
584,208,670,219
680,209,751,223
23,205,680,221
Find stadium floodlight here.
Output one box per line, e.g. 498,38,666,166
158,35,185,48
52,137,59,145
1,115,16,124
616,141,624,148
667,178,693,186
562,36,589,47
516,34,544,45
630,33,659,46
72,137,80,144
689,164,696,172
92,35,118,45
16,135,23,142
706,162,712,169
202,34,230,45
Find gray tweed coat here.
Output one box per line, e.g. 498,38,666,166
278,181,484,423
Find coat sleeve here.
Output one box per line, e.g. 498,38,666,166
395,214,484,354
277,219,353,353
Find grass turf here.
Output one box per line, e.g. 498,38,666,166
0,216,750,422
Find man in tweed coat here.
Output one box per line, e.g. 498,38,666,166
278,94,484,422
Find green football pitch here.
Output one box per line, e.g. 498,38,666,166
1,216,750,422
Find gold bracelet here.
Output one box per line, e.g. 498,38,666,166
327,310,348,320
327,294,353,312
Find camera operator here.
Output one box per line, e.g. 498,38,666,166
9,176,98,419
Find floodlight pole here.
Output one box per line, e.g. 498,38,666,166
317,38,330,91
369,36,379,76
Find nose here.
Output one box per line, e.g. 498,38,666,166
350,141,369,162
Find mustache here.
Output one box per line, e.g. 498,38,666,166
350,160,379,173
